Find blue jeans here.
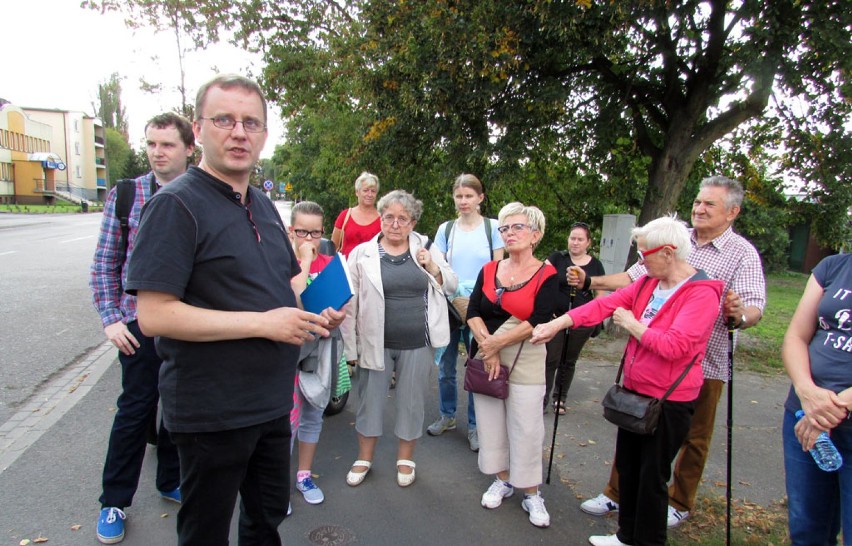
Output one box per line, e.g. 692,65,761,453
437,327,476,428
783,409,852,546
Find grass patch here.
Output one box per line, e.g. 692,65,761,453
669,495,789,545
583,271,808,377
736,271,808,374
0,203,102,213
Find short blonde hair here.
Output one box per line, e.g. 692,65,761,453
354,171,379,191
498,202,546,236
631,215,691,260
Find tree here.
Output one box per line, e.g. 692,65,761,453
105,127,132,184
356,1,850,246
83,0,852,250
93,73,129,138
82,0,209,118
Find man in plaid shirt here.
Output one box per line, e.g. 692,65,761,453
573,176,766,532
89,113,194,544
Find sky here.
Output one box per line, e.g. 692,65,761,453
3,0,284,158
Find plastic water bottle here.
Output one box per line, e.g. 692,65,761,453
795,410,843,472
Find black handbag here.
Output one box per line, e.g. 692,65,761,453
423,238,465,332
601,353,697,435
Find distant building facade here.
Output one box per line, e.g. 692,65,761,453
23,107,107,202
0,100,60,205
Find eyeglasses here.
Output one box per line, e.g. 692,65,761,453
495,287,505,307
293,228,324,239
497,223,531,235
199,116,267,133
571,222,590,230
381,215,413,227
637,244,677,263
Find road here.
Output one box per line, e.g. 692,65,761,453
0,212,105,424
0,209,789,545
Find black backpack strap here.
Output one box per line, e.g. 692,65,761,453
444,220,455,247
483,218,493,256
115,179,136,269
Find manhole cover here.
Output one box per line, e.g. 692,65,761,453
307,525,355,545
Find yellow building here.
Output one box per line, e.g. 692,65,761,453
0,100,59,205
23,107,107,203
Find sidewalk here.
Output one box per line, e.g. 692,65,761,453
0,334,789,544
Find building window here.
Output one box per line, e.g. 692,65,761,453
76,165,82,178
74,119,79,133
75,141,80,155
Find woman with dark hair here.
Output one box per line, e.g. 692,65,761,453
544,222,605,414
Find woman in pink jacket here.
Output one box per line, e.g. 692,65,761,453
532,216,723,546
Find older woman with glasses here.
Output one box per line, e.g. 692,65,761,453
331,172,381,257
341,190,457,488
532,216,723,546
544,222,606,415
466,202,558,528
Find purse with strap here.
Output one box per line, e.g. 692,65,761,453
463,341,524,400
337,207,353,252
601,352,698,435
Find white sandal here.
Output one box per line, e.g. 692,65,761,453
346,460,372,487
397,459,416,487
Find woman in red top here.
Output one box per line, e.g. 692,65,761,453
466,202,558,529
331,172,381,256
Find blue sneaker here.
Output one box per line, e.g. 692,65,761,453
296,476,325,504
97,507,126,544
160,487,181,504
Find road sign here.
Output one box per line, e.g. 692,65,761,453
279,182,286,193
285,183,293,192
263,179,274,191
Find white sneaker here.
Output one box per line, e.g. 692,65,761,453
522,493,551,528
588,534,628,546
480,478,514,509
667,505,689,528
580,493,619,516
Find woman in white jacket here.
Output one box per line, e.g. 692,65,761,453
342,190,457,488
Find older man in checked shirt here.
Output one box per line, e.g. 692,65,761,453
572,176,766,534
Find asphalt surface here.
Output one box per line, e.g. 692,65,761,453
0,333,789,545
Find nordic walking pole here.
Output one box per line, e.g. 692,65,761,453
546,282,576,485
726,316,736,546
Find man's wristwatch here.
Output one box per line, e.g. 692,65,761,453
736,313,748,329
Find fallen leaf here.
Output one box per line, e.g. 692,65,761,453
20,540,31,546
161,513,169,518
751,400,758,404
588,439,596,444
33,538,49,544
70,525,82,531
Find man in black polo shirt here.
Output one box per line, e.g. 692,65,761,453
126,74,344,546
